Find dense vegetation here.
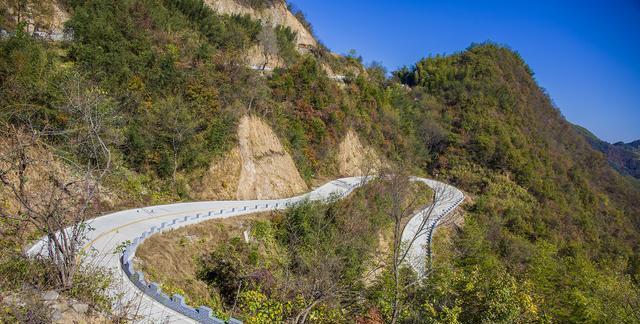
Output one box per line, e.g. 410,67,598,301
1,0,640,322
393,46,640,322
190,180,432,322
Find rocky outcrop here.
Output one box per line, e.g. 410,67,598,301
195,115,309,200
204,0,317,50
337,129,383,176
1,290,107,324
246,42,285,70
0,134,71,215
193,148,242,201
1,1,69,34
236,115,308,199
46,2,68,34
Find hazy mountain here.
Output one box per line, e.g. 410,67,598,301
574,124,640,179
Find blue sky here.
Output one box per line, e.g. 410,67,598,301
290,0,640,143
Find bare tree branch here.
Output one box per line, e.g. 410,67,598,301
0,74,116,288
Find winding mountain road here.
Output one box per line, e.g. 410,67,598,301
28,176,463,323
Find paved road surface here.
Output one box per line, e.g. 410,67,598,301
28,176,463,323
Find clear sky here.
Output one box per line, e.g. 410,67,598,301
290,0,640,143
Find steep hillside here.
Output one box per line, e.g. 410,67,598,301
204,0,316,51
236,115,308,199
395,44,640,322
337,129,384,176
575,124,640,179
0,1,68,33
1,0,313,45
1,0,640,322
192,115,309,200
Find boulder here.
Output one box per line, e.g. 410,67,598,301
42,290,59,301
52,303,69,312
71,303,89,314
51,309,64,321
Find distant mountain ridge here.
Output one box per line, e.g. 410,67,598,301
574,124,640,179
615,139,640,149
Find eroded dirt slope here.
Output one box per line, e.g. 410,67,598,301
193,148,242,201
204,0,316,50
236,115,308,199
337,129,384,176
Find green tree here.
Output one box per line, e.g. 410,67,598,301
149,96,198,187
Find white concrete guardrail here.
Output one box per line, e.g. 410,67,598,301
28,176,463,323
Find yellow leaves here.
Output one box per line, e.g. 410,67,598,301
421,301,438,318
184,82,219,112
521,293,538,315
421,299,463,324
142,98,153,111
517,280,541,320
128,75,145,92
462,267,479,293
238,290,287,324
166,44,180,62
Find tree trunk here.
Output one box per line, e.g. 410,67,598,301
172,138,178,189
295,298,322,324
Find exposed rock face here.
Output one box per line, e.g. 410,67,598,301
194,148,242,201
1,1,69,33
204,0,317,50
0,134,71,215
236,115,308,199
47,2,69,34
245,42,285,69
337,129,383,176
71,303,89,314
194,115,308,200
42,290,60,302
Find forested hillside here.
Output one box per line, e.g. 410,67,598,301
1,0,640,322
394,46,640,322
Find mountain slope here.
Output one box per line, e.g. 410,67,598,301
574,124,640,179
204,0,317,50
1,1,640,322
395,44,640,322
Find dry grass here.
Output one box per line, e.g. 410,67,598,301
135,212,273,306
